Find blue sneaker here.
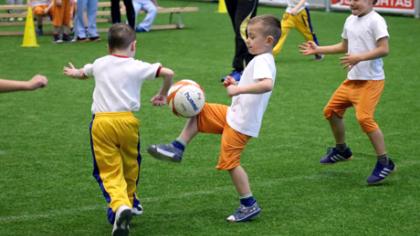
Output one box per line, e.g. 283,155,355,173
367,159,395,185
320,147,352,164
147,143,183,162
226,202,261,222
221,70,242,82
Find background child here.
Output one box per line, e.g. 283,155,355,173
0,75,48,92
132,0,158,33
63,23,174,235
148,15,281,222
273,0,323,60
49,0,74,43
300,0,394,185
31,0,51,36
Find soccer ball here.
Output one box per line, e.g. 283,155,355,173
167,80,205,118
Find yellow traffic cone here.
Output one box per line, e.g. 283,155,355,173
21,6,39,47
218,0,227,13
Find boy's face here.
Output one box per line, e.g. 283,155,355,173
349,0,373,16
245,22,273,55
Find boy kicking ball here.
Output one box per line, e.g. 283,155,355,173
148,15,281,222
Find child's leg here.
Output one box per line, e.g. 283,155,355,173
328,113,346,145
295,8,322,59
137,1,157,31
229,165,251,197
273,13,293,56
90,114,132,224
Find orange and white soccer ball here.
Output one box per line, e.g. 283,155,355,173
167,80,205,118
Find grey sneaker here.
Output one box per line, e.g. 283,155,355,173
147,144,183,162
226,202,261,222
112,205,132,236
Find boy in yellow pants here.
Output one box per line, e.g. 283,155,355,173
63,23,174,235
273,0,323,60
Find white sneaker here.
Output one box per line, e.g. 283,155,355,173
112,205,132,236
132,203,143,216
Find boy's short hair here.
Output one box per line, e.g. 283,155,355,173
248,15,281,45
108,23,136,51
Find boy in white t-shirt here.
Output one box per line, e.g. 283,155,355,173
300,0,395,185
147,15,281,222
63,23,174,235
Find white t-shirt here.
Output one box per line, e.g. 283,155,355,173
286,0,307,14
83,54,161,114
342,11,389,80
226,53,276,138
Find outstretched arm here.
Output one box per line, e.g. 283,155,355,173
340,37,389,70
0,75,48,92
300,39,348,56
150,67,174,106
226,78,273,97
63,62,88,80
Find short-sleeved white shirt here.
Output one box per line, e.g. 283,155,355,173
286,0,308,13
342,11,389,80
226,53,276,138
83,54,161,114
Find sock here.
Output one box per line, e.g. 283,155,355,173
172,140,185,151
336,143,348,152
240,194,256,207
378,154,389,165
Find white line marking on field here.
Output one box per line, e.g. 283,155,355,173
0,174,319,223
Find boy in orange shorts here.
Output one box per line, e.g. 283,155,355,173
300,0,395,185
148,15,281,222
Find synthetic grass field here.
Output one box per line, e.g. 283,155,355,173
1,1,420,235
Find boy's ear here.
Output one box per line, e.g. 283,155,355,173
266,35,274,45
131,40,137,51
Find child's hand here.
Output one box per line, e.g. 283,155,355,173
28,74,48,90
290,9,298,15
55,0,62,6
63,62,83,78
223,76,236,88
150,94,167,106
299,41,318,55
340,53,360,71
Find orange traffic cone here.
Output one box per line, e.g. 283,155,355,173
21,6,39,47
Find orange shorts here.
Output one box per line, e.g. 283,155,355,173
197,103,251,170
51,0,72,27
323,79,385,133
33,5,48,16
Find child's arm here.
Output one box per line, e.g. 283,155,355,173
44,0,54,14
0,75,48,92
226,78,273,97
150,67,174,106
300,39,348,55
63,62,89,80
340,37,389,70
290,0,306,15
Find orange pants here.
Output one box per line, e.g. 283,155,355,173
51,0,72,27
197,103,251,170
324,79,385,133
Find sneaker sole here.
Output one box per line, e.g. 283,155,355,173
112,209,132,236
147,146,182,163
320,156,353,165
